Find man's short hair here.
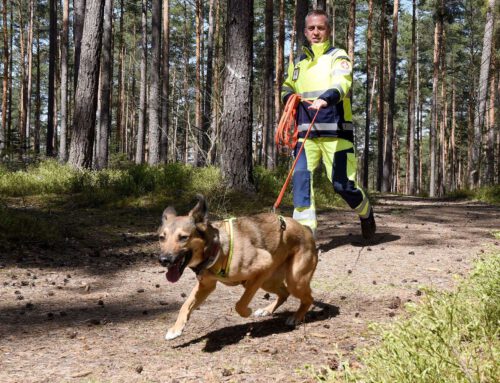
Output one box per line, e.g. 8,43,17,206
305,10,331,29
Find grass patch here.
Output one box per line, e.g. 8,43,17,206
311,251,500,383
446,185,500,205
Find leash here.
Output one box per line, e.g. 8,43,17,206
273,95,320,212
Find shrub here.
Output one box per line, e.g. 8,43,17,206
317,252,500,383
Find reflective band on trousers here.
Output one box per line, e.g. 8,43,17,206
298,122,353,132
293,206,316,222
355,196,371,218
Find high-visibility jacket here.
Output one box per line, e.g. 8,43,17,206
281,41,353,142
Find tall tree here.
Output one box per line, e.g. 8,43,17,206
194,0,205,165
1,0,7,152
135,0,147,164
34,17,40,154
484,52,496,184
73,0,86,89
47,0,57,156
160,0,170,162
95,0,113,169
274,0,285,165
382,0,399,192
25,0,34,152
59,0,70,161
430,0,444,196
203,0,217,164
262,0,274,169
148,0,162,165
68,0,105,168
116,0,124,153
406,0,417,195
295,0,308,55
470,0,496,187
376,0,386,191
362,0,373,189
220,0,254,190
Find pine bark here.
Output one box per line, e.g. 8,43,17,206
220,0,255,190
376,0,385,191
59,0,69,161
382,0,398,192
135,0,147,164
470,0,496,187
73,0,86,89
274,0,285,166
484,51,496,184
262,0,274,169
46,0,57,156
406,0,416,195
362,0,373,189
95,0,113,169
68,0,105,169
148,0,162,165
160,0,170,163
25,0,34,152
1,0,8,152
295,0,307,55
430,0,444,196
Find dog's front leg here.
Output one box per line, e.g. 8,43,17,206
165,277,216,340
235,273,270,318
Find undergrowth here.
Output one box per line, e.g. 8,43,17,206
446,185,500,205
310,251,500,383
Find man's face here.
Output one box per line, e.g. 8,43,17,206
304,15,330,45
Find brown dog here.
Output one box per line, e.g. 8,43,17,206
158,195,318,340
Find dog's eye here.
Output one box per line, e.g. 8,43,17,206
159,234,166,242
178,234,189,242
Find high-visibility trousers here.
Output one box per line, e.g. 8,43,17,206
292,137,371,232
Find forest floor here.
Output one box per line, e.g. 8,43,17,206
1,195,499,383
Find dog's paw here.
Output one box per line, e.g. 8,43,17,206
285,316,301,327
235,305,252,318
165,328,182,340
253,308,270,317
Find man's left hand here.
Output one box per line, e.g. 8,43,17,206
308,99,327,110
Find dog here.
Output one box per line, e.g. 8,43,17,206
157,195,318,340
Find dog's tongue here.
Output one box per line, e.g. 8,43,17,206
166,264,181,283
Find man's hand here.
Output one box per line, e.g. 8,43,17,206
308,98,327,110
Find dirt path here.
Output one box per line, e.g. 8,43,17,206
1,196,499,383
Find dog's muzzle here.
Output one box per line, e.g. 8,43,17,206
159,253,175,267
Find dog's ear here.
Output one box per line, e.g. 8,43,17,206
188,194,207,223
162,206,177,224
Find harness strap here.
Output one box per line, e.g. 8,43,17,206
216,218,235,277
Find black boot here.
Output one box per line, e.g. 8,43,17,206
360,209,376,240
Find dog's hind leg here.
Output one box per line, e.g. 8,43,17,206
254,277,289,317
165,278,217,340
285,249,318,326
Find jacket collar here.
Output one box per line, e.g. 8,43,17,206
303,41,332,59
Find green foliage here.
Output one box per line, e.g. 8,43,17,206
445,186,500,205
315,252,500,383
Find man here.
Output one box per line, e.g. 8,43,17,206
281,9,376,239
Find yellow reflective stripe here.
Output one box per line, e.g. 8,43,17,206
217,218,236,277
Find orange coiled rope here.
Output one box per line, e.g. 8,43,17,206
273,95,319,211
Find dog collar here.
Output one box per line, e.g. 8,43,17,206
191,241,220,275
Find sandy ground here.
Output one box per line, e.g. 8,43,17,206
1,195,499,382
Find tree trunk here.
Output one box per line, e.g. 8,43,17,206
193,0,204,165
59,0,69,161
46,0,58,156
262,0,274,169
73,0,86,89
208,0,222,164
160,0,170,163
470,0,495,187
0,0,8,152
95,0,112,169
274,0,285,166
439,29,447,196
430,0,444,196
406,0,416,195
382,0,398,192
362,0,373,189
25,0,34,153
347,0,356,69
116,0,124,153
376,0,385,191
18,5,27,156
148,0,162,165
450,74,456,191
34,19,40,155
68,0,105,169
220,0,254,191
135,0,147,164
314,0,326,11
484,51,496,185
295,0,307,55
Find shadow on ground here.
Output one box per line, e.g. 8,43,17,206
173,301,340,352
